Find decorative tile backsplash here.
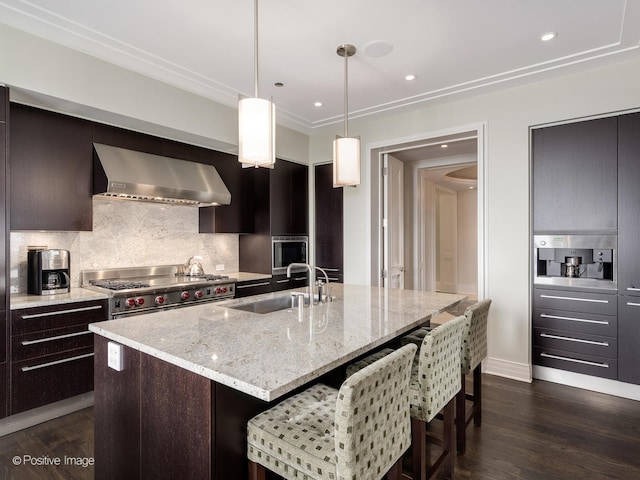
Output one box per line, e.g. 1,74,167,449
10,198,239,292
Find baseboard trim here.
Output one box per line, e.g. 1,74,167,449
483,356,532,382
0,392,94,437
533,366,640,401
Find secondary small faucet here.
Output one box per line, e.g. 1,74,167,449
286,263,331,303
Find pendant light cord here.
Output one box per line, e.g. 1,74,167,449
343,48,348,138
254,0,259,98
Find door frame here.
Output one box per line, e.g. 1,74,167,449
369,122,486,299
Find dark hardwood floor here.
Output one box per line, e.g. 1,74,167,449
0,374,638,479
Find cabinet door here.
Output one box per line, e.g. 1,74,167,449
314,163,343,279
532,117,617,233
618,112,640,295
270,160,308,235
234,279,272,298
618,297,640,385
10,104,94,231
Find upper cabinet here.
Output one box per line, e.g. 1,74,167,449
10,104,94,231
314,163,343,282
532,117,618,234
269,160,308,235
9,103,261,233
618,112,640,295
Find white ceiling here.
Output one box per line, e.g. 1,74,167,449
1,0,639,134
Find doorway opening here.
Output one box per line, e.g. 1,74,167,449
371,125,485,302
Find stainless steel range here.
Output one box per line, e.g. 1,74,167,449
82,265,236,318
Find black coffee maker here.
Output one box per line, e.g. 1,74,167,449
28,248,71,295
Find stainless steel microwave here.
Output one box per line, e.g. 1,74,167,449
272,236,308,274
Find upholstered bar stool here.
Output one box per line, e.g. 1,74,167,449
247,343,417,480
456,299,491,454
346,316,466,480
401,299,492,455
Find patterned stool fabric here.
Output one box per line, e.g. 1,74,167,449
409,316,465,424
247,343,417,480
456,299,492,454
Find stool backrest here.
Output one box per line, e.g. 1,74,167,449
461,299,492,374
334,343,417,480
412,315,465,423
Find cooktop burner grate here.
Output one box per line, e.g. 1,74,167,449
89,279,152,290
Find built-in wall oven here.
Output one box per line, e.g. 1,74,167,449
533,234,617,290
272,236,308,274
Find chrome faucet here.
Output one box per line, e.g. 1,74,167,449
286,263,332,303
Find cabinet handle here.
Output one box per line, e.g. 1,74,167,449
539,294,609,304
322,268,340,272
21,352,94,372
626,287,640,291
276,279,290,284
539,313,609,325
626,302,640,307
236,282,270,289
539,332,609,347
21,305,103,319
293,277,307,281
540,352,609,368
328,277,340,282
21,330,92,346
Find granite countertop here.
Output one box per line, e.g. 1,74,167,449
89,283,466,402
11,288,109,310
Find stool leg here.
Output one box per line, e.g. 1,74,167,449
473,364,482,427
248,460,266,480
386,456,403,480
412,417,426,480
442,400,455,479
456,373,467,454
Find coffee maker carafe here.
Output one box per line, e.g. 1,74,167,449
28,248,71,295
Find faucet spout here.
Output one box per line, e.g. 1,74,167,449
287,263,315,300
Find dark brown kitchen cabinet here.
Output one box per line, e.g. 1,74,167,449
532,287,618,380
93,123,163,155
314,163,343,282
1,86,8,419
270,160,308,235
618,297,640,385
10,299,108,414
532,117,618,234
10,104,94,231
234,278,272,298
617,112,640,295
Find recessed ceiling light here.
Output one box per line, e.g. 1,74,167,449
314,101,323,107
540,32,557,42
440,144,448,148
405,74,416,81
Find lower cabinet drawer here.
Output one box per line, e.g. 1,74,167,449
12,300,108,335
11,347,94,415
12,325,93,362
533,347,617,380
532,288,616,316
532,308,617,337
533,327,617,359
235,280,272,298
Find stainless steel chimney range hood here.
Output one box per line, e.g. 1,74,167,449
92,143,231,207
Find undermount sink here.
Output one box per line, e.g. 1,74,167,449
228,294,311,315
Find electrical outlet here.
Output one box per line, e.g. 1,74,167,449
215,264,225,271
108,341,124,371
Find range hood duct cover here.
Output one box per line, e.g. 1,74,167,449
93,143,231,206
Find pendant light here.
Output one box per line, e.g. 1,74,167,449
238,0,275,168
333,44,360,187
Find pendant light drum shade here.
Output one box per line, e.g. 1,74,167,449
238,96,275,167
238,0,275,168
333,136,360,187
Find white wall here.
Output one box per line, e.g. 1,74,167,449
0,23,309,162
310,58,640,381
456,188,477,295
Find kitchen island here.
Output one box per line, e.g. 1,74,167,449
89,284,466,480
